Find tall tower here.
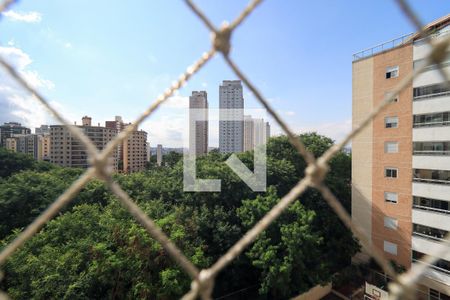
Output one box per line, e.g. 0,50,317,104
243,115,254,152
189,91,208,155
352,14,450,298
157,144,163,167
219,80,244,153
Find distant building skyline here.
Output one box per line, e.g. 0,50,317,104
219,80,244,153
189,91,208,156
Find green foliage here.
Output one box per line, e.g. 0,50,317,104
239,187,334,298
0,147,55,178
1,202,209,300
0,132,358,299
0,168,110,239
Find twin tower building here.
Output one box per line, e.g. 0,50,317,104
189,80,270,155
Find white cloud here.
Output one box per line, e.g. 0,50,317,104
2,10,42,23
64,42,72,49
285,110,295,116
164,94,189,109
0,45,59,129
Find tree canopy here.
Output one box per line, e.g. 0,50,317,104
0,132,358,299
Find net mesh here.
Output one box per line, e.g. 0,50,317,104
0,0,449,299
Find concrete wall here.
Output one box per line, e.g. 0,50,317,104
372,44,413,268
352,57,374,251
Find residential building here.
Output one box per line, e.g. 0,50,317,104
189,91,208,155
122,124,148,173
0,122,30,147
50,116,118,170
35,125,51,161
219,80,244,153
106,116,148,173
5,132,47,160
5,137,17,152
38,134,51,161
16,134,39,159
243,115,270,151
352,15,450,298
157,144,163,166
253,118,266,148
243,115,254,152
35,125,50,135
146,143,151,162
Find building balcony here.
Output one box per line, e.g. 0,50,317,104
413,94,450,115
412,259,450,287
413,65,450,88
414,126,450,142
412,208,450,232
413,155,450,170
412,234,450,262
413,181,450,201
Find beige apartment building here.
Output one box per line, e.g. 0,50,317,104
243,115,270,152
105,116,148,173
50,116,118,170
122,125,148,173
352,15,450,299
5,137,17,152
189,91,208,155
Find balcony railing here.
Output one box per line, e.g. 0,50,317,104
413,178,450,185
413,150,450,156
413,91,450,101
413,120,450,128
352,33,414,61
413,259,450,276
413,231,447,243
413,204,450,215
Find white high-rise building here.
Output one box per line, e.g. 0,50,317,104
219,80,244,153
243,116,270,152
156,144,163,167
265,122,271,143
243,115,254,152
189,91,208,155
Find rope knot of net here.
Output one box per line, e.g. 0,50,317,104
430,37,450,68
213,23,232,56
89,155,113,181
189,269,214,300
304,158,329,187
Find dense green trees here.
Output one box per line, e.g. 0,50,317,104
0,148,54,178
0,133,358,299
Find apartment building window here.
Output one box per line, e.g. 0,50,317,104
413,251,450,276
413,196,450,214
413,82,450,100
385,66,399,79
385,168,398,178
429,288,450,300
413,169,450,185
413,112,450,128
385,142,399,153
383,241,397,255
385,91,398,102
413,223,448,241
385,192,398,203
385,116,398,128
413,141,449,156
384,216,398,230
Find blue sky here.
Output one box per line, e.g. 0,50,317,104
1,1,449,147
